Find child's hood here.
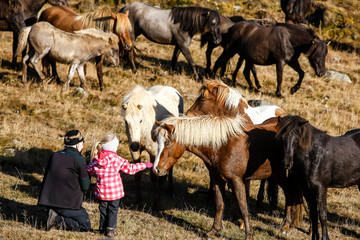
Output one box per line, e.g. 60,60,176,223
96,150,116,167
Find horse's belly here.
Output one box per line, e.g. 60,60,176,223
244,159,272,180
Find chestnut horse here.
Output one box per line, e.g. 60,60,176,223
276,115,360,240
152,115,302,239
39,6,132,90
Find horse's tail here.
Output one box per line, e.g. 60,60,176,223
15,26,32,57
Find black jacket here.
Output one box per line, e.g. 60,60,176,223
38,147,90,209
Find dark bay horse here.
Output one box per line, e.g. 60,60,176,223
212,21,328,98
152,115,302,240
119,2,222,79
281,0,311,24
186,80,304,231
39,6,132,90
2,0,68,66
276,115,360,240
0,0,26,34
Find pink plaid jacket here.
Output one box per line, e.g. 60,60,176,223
87,150,147,201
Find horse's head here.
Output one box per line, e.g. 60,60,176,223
4,0,25,33
204,10,222,44
102,34,120,67
186,80,246,116
152,121,186,176
276,115,310,175
112,11,132,51
47,0,69,7
307,38,328,77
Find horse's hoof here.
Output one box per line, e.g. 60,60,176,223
256,84,262,89
276,93,284,98
290,86,299,94
206,228,218,238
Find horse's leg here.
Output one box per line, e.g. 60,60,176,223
177,45,199,80
29,51,48,81
62,63,78,92
250,64,261,89
304,188,319,240
77,63,89,92
205,44,215,76
275,60,286,98
95,55,105,91
232,56,244,87
316,186,329,240
22,53,30,88
267,178,279,213
207,175,226,237
212,49,236,78
256,179,266,210
288,59,305,94
50,59,62,85
12,32,19,67
232,177,253,240
170,46,181,76
243,62,256,91
167,166,175,198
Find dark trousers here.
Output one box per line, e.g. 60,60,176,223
99,199,120,232
53,207,91,232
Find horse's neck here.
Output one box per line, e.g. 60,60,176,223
187,145,215,167
21,0,46,19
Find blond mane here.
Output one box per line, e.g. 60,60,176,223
76,8,132,35
156,115,247,148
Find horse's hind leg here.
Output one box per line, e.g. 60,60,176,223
243,62,257,91
63,63,78,91
177,45,199,80
170,46,181,75
22,53,30,88
29,47,51,81
250,64,261,89
76,63,88,92
288,59,305,94
212,48,236,79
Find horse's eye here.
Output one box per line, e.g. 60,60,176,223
200,98,206,102
140,120,143,123
165,141,171,146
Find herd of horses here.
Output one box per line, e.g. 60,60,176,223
2,1,358,240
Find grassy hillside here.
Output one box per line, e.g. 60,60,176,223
0,0,360,239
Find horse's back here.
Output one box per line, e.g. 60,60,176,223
39,6,81,32
149,85,183,116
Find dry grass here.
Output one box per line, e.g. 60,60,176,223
1,0,360,239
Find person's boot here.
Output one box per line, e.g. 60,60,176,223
46,209,58,231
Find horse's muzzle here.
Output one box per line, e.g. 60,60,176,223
153,166,166,176
124,43,132,51
130,142,140,152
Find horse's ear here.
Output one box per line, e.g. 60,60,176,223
163,123,174,133
155,121,161,126
110,12,116,19
327,40,331,46
125,10,129,17
122,104,127,110
137,104,143,110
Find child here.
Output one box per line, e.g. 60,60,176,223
87,134,153,237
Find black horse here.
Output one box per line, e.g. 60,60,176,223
276,115,360,240
0,0,25,34
212,21,328,98
120,2,222,80
281,0,311,24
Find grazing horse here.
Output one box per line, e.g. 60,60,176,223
152,115,302,240
121,85,184,203
16,21,120,90
120,2,222,79
281,0,311,24
276,115,360,240
212,22,328,98
39,6,132,90
186,80,304,231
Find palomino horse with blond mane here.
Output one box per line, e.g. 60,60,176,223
152,115,302,239
39,6,132,90
186,80,304,232
16,21,120,90
121,85,184,203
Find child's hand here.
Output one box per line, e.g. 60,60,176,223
144,162,153,168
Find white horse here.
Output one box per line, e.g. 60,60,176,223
121,85,184,201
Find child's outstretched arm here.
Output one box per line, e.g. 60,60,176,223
118,156,153,175
87,160,97,176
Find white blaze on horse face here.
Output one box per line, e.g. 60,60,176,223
124,111,142,150
153,134,165,173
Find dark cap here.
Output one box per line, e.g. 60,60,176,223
64,130,84,145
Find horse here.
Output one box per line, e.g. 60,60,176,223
39,6,132,91
276,115,360,240
186,79,305,230
152,115,302,240
212,21,328,98
121,85,184,204
16,21,120,91
0,0,69,67
0,0,25,33
281,0,311,24
119,2,222,79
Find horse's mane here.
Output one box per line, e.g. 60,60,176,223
74,28,119,43
276,22,316,38
77,8,131,34
204,80,247,110
0,0,22,16
155,115,246,148
276,115,313,149
170,6,217,36
121,86,156,128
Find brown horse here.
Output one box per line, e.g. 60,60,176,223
39,6,132,90
281,0,311,24
152,115,302,240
